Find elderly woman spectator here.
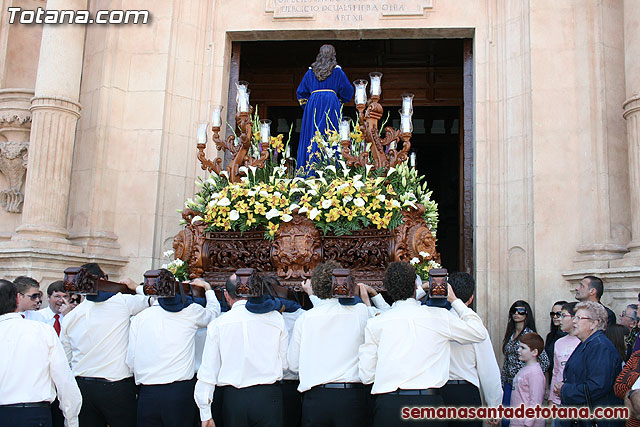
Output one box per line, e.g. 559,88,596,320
554,301,623,427
614,350,640,427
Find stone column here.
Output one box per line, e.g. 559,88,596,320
14,0,87,243
620,0,640,261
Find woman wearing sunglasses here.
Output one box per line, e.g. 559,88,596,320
545,300,568,381
501,300,550,427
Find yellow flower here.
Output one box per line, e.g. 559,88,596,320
267,221,279,237
246,212,256,226
254,202,267,215
270,135,284,153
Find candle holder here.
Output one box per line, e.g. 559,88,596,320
369,72,383,97
196,81,271,183
341,80,413,170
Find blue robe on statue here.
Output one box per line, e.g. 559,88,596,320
296,65,354,176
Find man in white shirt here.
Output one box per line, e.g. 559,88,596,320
440,272,502,427
288,261,370,427
358,262,488,427
39,280,68,336
0,279,82,427
61,262,151,427
13,275,46,321
195,273,288,427
127,277,220,426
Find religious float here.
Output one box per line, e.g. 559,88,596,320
170,74,441,291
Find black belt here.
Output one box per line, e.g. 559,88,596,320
0,402,50,408
392,388,440,396
76,376,132,383
446,380,472,385
320,382,365,389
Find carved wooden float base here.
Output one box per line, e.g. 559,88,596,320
174,208,438,291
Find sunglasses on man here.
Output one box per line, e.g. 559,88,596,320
21,292,43,301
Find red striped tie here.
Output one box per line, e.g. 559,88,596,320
53,314,61,336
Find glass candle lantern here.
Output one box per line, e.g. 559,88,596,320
354,80,368,105
369,72,383,97
236,81,249,113
340,119,351,141
197,123,208,145
401,93,414,115
260,119,271,143
410,152,417,168
211,105,224,128
400,113,413,133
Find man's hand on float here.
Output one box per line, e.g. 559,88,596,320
446,283,458,303
357,283,372,307
301,279,313,296
191,278,212,291
120,278,139,291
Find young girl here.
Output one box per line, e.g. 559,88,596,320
549,302,580,407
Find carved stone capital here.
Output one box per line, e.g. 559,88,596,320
0,141,29,213
0,89,34,141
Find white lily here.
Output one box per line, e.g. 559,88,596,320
343,196,353,205
191,215,203,224
419,251,430,258
265,208,280,220
309,208,321,220
220,170,229,179
238,166,248,175
410,257,420,265
354,198,365,207
217,197,231,207
325,165,337,174
163,249,174,258
321,199,333,209
282,213,293,223
386,167,396,177
229,210,240,221
391,200,401,208
289,203,300,211
298,206,308,214
376,194,386,202
353,180,365,190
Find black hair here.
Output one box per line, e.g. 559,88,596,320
583,275,604,300
562,301,578,315
13,276,40,294
546,300,568,346
311,44,337,81
448,272,475,303
604,324,628,362
311,261,341,300
0,279,17,315
502,300,538,354
47,280,65,297
81,263,107,279
384,262,416,302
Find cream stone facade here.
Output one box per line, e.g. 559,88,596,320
0,0,639,347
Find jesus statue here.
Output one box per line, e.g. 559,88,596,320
296,44,354,176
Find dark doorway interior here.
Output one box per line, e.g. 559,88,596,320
237,39,466,271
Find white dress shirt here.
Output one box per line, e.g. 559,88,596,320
288,298,370,391
283,308,305,380
126,291,220,385
448,309,503,406
39,306,62,326
358,298,488,394
0,313,82,427
20,309,46,322
61,288,150,381
194,300,288,420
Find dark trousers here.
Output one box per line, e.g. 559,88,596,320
373,392,444,427
440,381,483,427
222,384,283,427
76,376,137,427
0,405,52,427
137,378,197,427
501,382,512,427
281,380,302,427
302,385,368,427
51,398,65,427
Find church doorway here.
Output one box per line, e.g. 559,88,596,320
233,39,472,273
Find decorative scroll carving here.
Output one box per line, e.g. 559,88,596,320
0,141,29,213
0,114,31,130
173,209,207,279
331,268,355,298
393,205,438,263
63,266,135,295
322,229,391,270
271,215,323,280
202,230,273,272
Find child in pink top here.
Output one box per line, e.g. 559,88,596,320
549,302,580,405
511,333,546,427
